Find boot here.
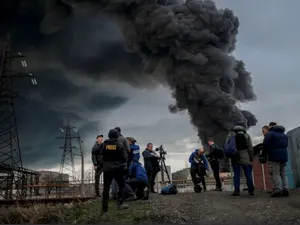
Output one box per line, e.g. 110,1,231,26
143,188,149,200
282,189,289,197
230,192,240,196
214,187,222,192
271,191,282,197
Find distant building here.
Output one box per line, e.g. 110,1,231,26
38,171,69,184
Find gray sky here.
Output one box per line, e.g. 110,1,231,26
2,0,299,173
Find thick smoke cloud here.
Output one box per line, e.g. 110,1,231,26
1,0,257,148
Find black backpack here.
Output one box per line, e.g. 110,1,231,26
234,131,248,151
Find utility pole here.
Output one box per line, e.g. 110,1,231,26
0,34,38,200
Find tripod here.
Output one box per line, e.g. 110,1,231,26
158,153,171,185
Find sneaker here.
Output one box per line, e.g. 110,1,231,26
230,192,240,197
117,204,129,210
282,189,289,197
124,195,137,201
271,191,281,197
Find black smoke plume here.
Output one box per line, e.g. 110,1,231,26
1,0,257,146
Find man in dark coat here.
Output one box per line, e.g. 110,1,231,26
207,138,222,191
263,122,289,197
142,143,160,193
91,135,103,197
101,129,129,213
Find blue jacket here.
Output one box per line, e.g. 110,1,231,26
263,125,288,163
128,161,148,184
188,149,209,170
128,144,140,164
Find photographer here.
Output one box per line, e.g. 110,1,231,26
188,148,209,192
142,143,160,193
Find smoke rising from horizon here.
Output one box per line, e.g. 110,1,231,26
1,0,257,146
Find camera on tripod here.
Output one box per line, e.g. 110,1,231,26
155,144,167,159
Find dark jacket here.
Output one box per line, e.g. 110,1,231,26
102,129,128,172
128,161,148,185
188,149,209,170
263,125,288,163
128,143,140,164
91,142,103,166
225,125,254,165
207,144,220,162
118,133,130,153
142,149,160,172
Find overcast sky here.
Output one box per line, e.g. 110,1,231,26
1,0,299,174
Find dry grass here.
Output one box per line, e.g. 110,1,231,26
1,191,300,224
0,200,157,224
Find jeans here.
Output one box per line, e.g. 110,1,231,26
126,178,147,198
268,161,288,192
232,164,254,193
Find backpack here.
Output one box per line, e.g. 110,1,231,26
224,131,248,158
160,183,178,195
224,135,238,158
235,131,248,151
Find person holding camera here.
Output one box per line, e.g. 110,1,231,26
91,134,104,197
188,148,209,192
142,143,160,193
101,129,129,214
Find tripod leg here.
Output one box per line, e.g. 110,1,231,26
162,159,171,183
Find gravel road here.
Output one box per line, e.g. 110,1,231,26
148,190,300,224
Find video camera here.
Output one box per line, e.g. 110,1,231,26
155,144,167,158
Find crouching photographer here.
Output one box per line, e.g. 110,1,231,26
125,159,149,200
188,148,209,193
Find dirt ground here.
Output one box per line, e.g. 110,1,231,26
150,190,300,224
1,190,300,224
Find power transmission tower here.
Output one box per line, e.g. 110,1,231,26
0,34,38,200
57,117,77,183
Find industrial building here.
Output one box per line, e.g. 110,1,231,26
38,171,69,184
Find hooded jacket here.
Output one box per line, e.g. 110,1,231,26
128,160,148,184
225,125,254,165
188,149,209,170
128,143,140,164
263,125,288,162
102,129,128,171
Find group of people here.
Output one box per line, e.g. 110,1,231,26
189,122,289,198
91,127,162,214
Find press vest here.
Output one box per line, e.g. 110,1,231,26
102,139,123,162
